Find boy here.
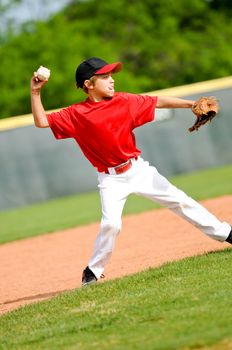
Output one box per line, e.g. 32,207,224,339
30,57,232,286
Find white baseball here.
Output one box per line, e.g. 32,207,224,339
36,66,51,81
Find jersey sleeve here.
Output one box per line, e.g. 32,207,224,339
46,107,74,139
127,93,158,128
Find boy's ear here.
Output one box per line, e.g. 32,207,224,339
84,79,94,90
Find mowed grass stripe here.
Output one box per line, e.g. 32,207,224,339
0,164,232,244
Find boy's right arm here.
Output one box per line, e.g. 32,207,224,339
30,75,50,128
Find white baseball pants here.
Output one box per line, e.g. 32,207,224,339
88,157,231,278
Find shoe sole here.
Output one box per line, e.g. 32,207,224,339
82,279,97,287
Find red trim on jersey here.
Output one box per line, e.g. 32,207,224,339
47,92,157,172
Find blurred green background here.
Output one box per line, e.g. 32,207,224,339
0,0,232,119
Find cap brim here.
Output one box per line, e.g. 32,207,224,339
95,62,122,75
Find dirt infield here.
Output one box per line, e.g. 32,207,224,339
0,195,231,315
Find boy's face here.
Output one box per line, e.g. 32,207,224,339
88,73,115,99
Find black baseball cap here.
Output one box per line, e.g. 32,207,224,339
75,57,122,88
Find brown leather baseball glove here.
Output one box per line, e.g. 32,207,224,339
189,96,219,132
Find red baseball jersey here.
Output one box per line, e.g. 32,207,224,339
47,92,157,172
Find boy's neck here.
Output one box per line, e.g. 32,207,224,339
88,90,114,103
88,95,113,103
88,94,104,102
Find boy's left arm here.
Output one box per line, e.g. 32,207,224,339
156,96,195,109
156,95,219,132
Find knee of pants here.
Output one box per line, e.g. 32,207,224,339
165,190,193,210
100,221,121,236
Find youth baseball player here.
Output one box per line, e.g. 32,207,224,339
30,57,232,286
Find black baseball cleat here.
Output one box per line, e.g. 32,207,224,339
82,266,97,286
225,227,232,244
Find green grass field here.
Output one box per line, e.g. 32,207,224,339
0,164,232,349
0,164,232,245
1,250,232,349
